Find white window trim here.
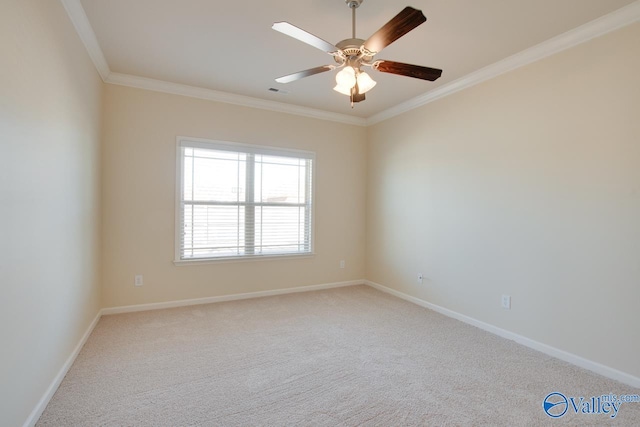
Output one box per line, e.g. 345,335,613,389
174,136,316,264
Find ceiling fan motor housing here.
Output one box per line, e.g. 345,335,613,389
335,38,365,56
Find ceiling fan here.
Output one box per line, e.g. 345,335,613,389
272,0,442,107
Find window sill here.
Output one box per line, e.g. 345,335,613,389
173,253,315,266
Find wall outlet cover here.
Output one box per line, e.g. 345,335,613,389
501,295,511,309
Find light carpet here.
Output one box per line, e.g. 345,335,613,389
37,285,640,426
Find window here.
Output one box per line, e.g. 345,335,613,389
176,137,314,262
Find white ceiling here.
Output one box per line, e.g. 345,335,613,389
78,0,636,119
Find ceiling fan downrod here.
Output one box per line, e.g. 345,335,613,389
346,0,363,39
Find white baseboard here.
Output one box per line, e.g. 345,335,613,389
23,310,102,427
25,279,364,426
102,280,364,315
365,280,640,389
33,278,635,427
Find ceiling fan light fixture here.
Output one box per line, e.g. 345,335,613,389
335,66,356,88
356,71,376,94
333,83,352,96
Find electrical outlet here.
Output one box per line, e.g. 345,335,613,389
135,275,143,287
501,295,511,309
339,260,345,269
417,273,424,284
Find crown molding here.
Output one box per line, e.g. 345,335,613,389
62,0,639,127
366,1,640,125
59,0,365,126
105,73,368,126
60,0,110,81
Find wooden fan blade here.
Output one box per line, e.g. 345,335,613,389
275,65,336,83
373,60,442,81
362,7,426,55
272,22,339,54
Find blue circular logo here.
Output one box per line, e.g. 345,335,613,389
543,392,568,418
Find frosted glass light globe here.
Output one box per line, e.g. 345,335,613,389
356,72,376,94
335,66,356,88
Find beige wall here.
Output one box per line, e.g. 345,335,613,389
0,1,103,426
101,85,367,308
366,23,640,377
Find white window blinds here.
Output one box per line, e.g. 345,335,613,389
176,138,314,261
